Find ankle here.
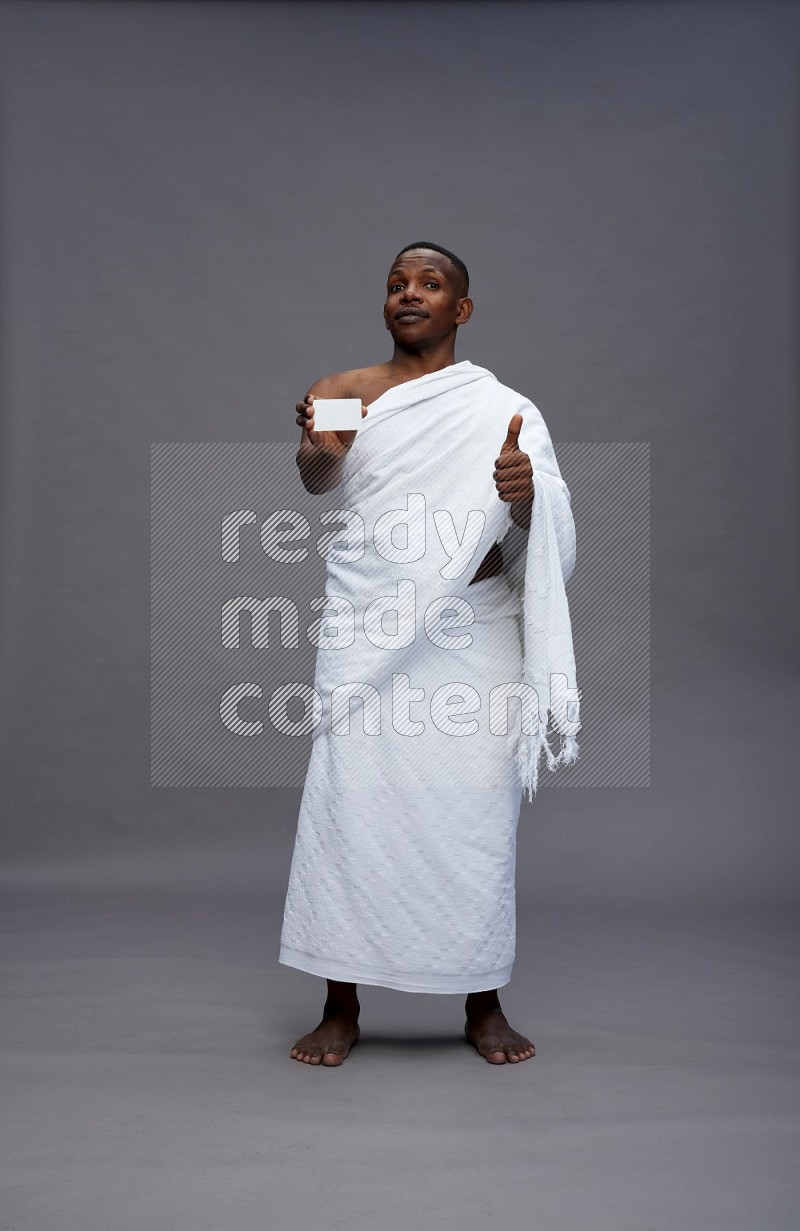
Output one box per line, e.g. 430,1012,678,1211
465,991,502,1016
323,994,360,1019
324,980,359,1015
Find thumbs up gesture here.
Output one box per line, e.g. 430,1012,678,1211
494,414,535,529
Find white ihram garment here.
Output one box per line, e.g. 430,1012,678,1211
279,361,580,993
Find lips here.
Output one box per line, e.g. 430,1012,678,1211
395,309,428,322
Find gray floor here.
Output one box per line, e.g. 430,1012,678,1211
1,848,798,1231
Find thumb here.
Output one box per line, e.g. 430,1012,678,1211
501,413,523,452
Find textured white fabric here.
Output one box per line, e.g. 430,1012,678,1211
279,360,580,993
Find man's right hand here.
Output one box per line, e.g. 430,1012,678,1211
296,394,369,458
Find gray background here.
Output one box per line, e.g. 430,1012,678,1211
1,2,798,1229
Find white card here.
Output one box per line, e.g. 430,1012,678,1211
311,398,363,432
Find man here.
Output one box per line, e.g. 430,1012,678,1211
280,242,578,1066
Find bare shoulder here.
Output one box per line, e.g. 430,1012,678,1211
305,363,391,403
304,371,347,400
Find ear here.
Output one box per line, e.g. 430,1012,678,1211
456,297,474,326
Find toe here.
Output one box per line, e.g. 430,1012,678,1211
323,1051,344,1066
486,1047,507,1063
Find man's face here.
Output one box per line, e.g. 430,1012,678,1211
383,249,472,345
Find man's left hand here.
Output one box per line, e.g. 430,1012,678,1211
494,414,534,529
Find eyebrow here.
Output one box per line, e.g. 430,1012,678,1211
388,266,447,280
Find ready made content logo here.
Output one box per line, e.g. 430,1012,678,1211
150,442,649,788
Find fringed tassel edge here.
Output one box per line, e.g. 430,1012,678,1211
515,716,580,803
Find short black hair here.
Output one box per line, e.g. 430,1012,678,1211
393,242,469,297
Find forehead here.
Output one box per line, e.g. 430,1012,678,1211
387,250,453,279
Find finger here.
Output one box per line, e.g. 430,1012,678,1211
496,482,533,499
494,453,530,471
494,467,531,487
495,465,532,483
361,404,369,417
495,471,534,492
500,413,523,452
495,472,533,489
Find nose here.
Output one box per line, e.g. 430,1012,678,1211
399,283,422,302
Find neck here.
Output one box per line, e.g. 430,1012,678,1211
388,341,458,380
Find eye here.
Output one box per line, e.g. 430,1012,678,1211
425,281,439,289
389,282,403,292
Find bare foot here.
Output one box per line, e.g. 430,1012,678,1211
464,1006,536,1064
290,1015,360,1066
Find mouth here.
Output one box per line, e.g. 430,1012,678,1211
395,310,428,323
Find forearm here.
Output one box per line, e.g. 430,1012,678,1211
296,437,346,494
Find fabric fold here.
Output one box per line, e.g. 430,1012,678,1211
280,359,581,992
309,359,581,801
